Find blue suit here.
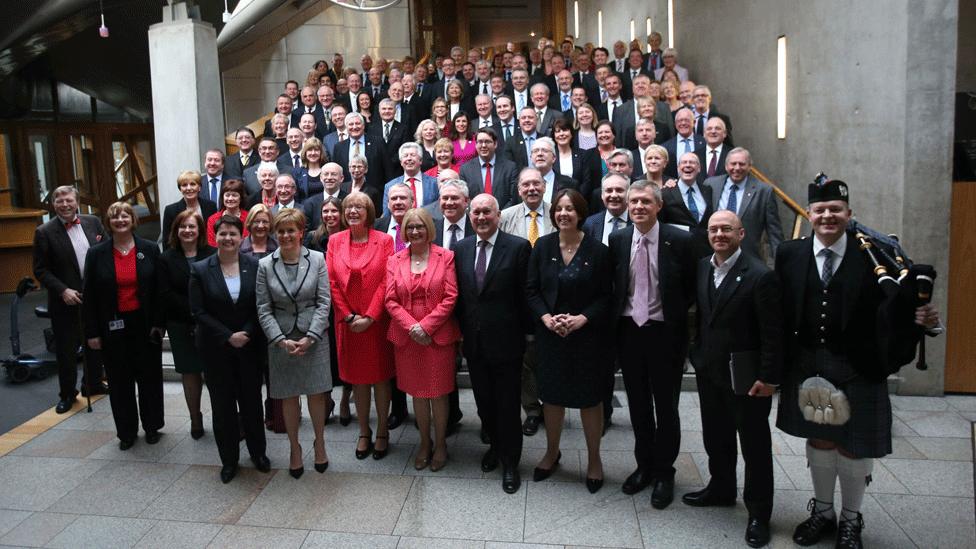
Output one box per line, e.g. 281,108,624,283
381,173,439,215
582,211,631,246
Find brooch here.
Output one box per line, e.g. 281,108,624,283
735,275,742,282
136,252,145,260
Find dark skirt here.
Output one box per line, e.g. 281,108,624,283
776,349,893,458
168,321,204,374
535,324,609,409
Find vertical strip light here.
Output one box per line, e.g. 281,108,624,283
667,0,674,48
598,10,603,47
646,18,652,52
630,20,635,41
574,1,579,38
777,35,787,139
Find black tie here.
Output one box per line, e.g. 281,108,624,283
475,240,488,291
482,82,488,94
293,154,300,168
448,224,460,250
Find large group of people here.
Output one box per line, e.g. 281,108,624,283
31,34,942,549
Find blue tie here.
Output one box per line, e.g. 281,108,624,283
686,187,701,222
209,178,219,203
726,183,738,213
682,138,692,156
561,93,570,110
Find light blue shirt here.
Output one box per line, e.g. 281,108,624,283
719,177,745,215
677,180,706,219
522,132,538,161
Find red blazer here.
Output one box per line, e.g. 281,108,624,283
384,244,461,347
326,229,393,321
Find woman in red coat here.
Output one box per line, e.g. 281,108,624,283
326,192,396,460
385,208,461,472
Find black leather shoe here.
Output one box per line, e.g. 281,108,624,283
479,426,491,445
793,499,837,546
447,410,463,436
81,382,109,396
314,461,329,473
251,455,271,473
388,410,407,430
502,464,521,494
481,448,499,473
682,486,737,507
836,512,864,549
145,431,162,445
289,466,304,479
650,478,674,509
586,477,604,494
745,517,770,548
532,451,561,482
119,438,135,451
521,415,543,436
621,469,653,495
355,430,373,460
220,464,237,484
372,434,389,460
55,398,75,414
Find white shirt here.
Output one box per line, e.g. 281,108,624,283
62,216,90,274
542,170,556,205
558,151,574,179
402,173,424,207
711,247,742,288
278,200,296,210
704,144,724,172
601,210,628,246
677,179,706,220
386,217,402,240
442,217,467,248
607,98,621,121
475,228,500,270
479,117,493,129
813,232,847,277
514,90,528,112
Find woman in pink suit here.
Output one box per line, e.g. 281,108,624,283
385,208,461,472
326,192,396,461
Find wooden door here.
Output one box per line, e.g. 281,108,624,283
945,180,976,393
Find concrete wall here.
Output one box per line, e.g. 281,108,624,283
570,0,958,394
221,0,412,133
569,0,666,51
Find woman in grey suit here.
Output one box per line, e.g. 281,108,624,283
256,208,333,478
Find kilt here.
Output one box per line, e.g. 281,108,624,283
776,348,893,458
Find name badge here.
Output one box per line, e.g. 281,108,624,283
108,319,125,331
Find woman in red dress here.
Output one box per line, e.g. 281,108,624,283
385,208,460,472
326,192,396,460
206,179,249,246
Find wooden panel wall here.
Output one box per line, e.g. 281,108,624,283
945,180,976,393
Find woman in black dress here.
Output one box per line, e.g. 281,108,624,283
525,189,612,493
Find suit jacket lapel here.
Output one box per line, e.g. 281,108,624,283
709,257,747,324
209,255,233,304
737,177,758,217
840,236,864,330
790,243,812,327
480,235,505,294
697,259,713,323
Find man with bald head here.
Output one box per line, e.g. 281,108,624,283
302,163,347,231
662,108,705,179
684,209,782,548
660,152,714,257
453,193,532,494
697,116,730,180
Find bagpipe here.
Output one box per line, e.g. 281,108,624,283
813,173,938,373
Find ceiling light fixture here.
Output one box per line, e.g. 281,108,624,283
98,0,109,38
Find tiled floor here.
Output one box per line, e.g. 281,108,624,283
0,383,972,548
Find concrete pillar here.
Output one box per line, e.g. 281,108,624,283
148,2,224,238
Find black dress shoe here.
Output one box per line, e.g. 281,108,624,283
792,499,837,546
479,426,491,445
190,413,205,440
251,455,271,473
355,431,373,460
502,464,521,494
314,461,329,473
145,431,162,445
119,438,135,451
55,398,75,414
81,382,109,396
220,464,238,484
532,451,561,482
621,469,653,495
682,486,737,507
372,434,390,460
745,517,770,548
289,466,304,479
388,411,407,430
481,448,499,473
521,415,543,436
836,512,864,549
586,477,604,494
651,478,674,509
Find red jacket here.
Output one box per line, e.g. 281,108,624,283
384,244,461,347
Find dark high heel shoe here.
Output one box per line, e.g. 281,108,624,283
339,415,352,426
372,434,390,460
289,445,304,479
313,439,328,473
533,451,562,482
190,412,205,440
325,399,336,424
355,429,373,460
586,477,604,493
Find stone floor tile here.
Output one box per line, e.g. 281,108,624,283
207,524,310,549
300,530,399,548
50,411,113,431
891,409,971,438
524,482,642,548
47,460,188,517
0,512,77,547
133,520,223,549
484,447,583,483
317,440,413,475
887,436,928,459
141,465,272,524
485,542,563,549
409,443,500,479
881,458,973,497
0,456,106,511
47,515,156,549
775,454,910,495
890,395,950,411
903,436,973,461
156,434,224,466
9,429,116,459
597,451,702,489
891,415,920,437
396,537,485,549
88,431,188,462
874,493,975,548
0,510,30,539
238,471,412,534
694,452,795,490
393,477,525,542
945,394,976,412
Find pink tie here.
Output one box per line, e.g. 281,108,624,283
394,224,407,252
632,235,650,327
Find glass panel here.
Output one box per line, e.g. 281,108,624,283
56,82,93,120
27,133,56,205
112,135,157,219
0,133,16,207
68,134,96,203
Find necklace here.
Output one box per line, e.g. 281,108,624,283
115,243,133,255
412,251,428,265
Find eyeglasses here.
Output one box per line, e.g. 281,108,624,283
405,224,427,232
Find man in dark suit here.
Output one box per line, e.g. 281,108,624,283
696,117,730,182
459,128,520,209
225,128,259,180
530,137,579,205
201,149,228,205
502,108,540,169
582,173,631,246
401,74,429,132
369,99,408,178
619,49,651,102
314,85,338,137
683,210,782,548
703,147,784,262
659,152,714,258
596,73,626,124
332,111,387,197
33,185,108,413
430,179,474,246
292,86,323,129
453,193,532,494
662,108,706,179
243,138,293,196
302,163,348,231
429,58,460,102
263,94,296,138
473,94,501,133
336,73,365,114
363,67,389,102
609,180,696,507
691,85,734,146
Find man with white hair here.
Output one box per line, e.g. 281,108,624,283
530,137,578,206
243,137,291,195
369,98,407,176
474,94,500,131
270,173,301,214
302,163,348,231
332,111,386,195
381,142,439,215
529,83,559,136
653,47,689,82
247,162,280,209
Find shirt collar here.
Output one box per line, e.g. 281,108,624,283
633,221,660,245
604,210,628,223
725,176,745,189
480,155,496,167
711,246,742,271
480,228,500,247
813,231,847,259
677,179,699,195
